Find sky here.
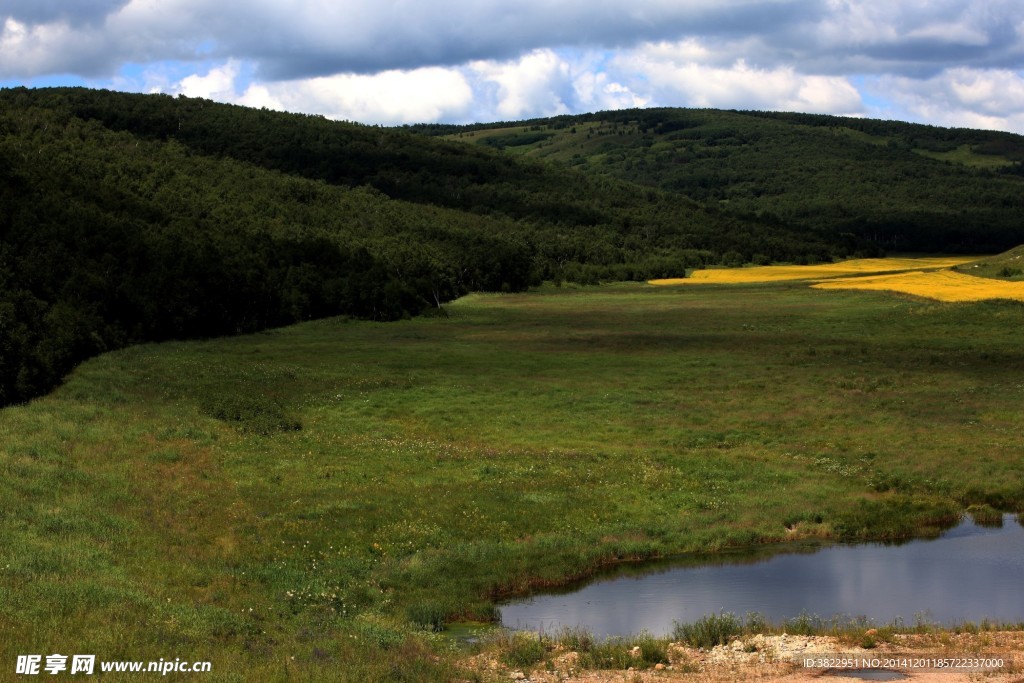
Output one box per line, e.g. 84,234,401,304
3,1,1024,132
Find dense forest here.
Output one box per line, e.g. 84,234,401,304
3,88,1024,406
418,108,1024,254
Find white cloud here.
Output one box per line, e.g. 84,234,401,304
612,41,864,115
0,17,105,77
10,0,1022,82
166,50,645,125
256,68,475,124
5,0,1024,130
470,50,574,119
572,71,649,112
166,61,475,125
177,59,240,100
872,67,1024,132
947,68,1024,111
641,38,717,65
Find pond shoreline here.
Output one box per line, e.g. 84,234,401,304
489,516,962,605
497,514,1024,636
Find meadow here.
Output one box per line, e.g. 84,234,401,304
3,277,1024,680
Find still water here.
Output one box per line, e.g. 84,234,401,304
501,515,1024,637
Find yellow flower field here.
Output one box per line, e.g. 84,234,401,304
811,268,1024,302
648,255,1024,302
649,257,976,285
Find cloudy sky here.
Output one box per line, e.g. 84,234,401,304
3,0,1024,132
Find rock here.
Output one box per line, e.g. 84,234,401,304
655,662,666,670
510,672,526,680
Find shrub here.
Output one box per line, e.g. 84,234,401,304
582,638,632,669
672,612,742,648
498,632,547,668
966,504,1003,527
555,627,595,653
744,611,768,634
633,632,669,666
200,393,301,435
406,603,447,632
784,611,826,635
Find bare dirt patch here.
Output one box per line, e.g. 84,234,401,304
464,631,1024,683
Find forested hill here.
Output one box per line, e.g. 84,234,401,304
2,88,1022,406
0,87,822,406
417,108,1024,254
34,88,835,262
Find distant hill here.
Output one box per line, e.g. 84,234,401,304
3,88,1023,405
415,108,1024,254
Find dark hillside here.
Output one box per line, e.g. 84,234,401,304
53,89,741,235
20,89,857,267
0,91,530,404
0,88,849,406
423,108,1024,253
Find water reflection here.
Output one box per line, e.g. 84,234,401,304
501,515,1024,637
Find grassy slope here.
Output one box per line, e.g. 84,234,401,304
955,245,1024,280
3,282,1024,679
446,109,1024,175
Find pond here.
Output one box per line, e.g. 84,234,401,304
500,515,1024,637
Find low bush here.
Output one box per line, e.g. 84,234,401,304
672,612,743,648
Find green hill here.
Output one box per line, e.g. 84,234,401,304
0,88,849,406
4,88,1024,406
419,108,1024,253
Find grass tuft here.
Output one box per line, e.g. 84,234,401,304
673,612,744,648
200,392,302,434
967,504,1004,527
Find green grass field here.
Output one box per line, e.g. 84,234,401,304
3,281,1023,680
